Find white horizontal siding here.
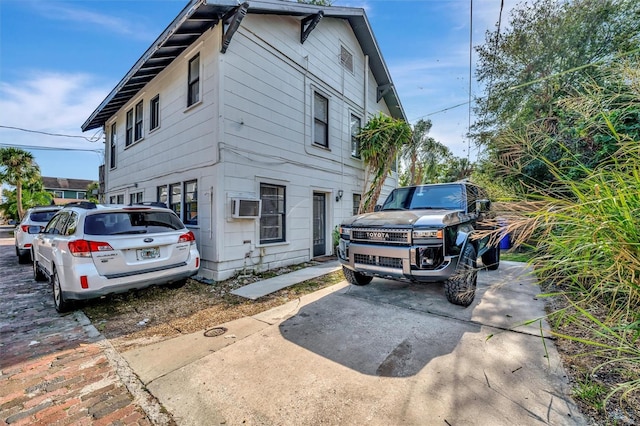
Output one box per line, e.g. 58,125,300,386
103,12,400,281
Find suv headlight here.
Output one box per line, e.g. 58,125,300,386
413,229,443,239
339,226,351,240
412,229,443,244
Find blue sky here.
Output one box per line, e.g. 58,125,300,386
0,0,515,181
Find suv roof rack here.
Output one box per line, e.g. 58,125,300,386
128,202,168,208
63,201,97,209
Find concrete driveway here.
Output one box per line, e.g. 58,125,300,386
123,261,586,425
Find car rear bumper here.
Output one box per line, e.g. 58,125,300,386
65,268,198,300
59,251,200,300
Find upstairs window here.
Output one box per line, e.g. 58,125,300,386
313,92,328,148
188,54,200,107
134,100,144,141
350,114,361,158
109,122,117,169
150,95,160,130
125,109,133,146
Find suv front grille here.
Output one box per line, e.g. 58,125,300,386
354,254,403,269
351,228,410,245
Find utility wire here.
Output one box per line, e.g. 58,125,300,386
0,142,103,153
467,0,473,161
0,125,103,143
409,101,471,122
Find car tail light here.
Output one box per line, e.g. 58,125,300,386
178,231,196,244
68,240,114,257
195,257,200,268
20,225,29,232
80,276,89,289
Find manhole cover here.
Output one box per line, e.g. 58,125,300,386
204,327,227,337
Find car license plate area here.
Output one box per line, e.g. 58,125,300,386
137,247,160,260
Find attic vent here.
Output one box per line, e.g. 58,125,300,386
340,46,353,73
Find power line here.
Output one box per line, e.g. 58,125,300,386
467,0,473,161
0,142,103,153
409,101,471,122
0,125,103,143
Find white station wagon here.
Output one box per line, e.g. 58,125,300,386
32,202,200,312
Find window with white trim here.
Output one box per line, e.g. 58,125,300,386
169,183,181,217
134,100,144,141
313,92,328,147
350,114,361,158
77,192,87,200
157,186,168,206
130,192,143,204
150,95,160,130
352,193,361,216
183,180,197,225
109,122,117,169
260,183,286,244
188,54,200,107
110,194,125,204
125,109,133,146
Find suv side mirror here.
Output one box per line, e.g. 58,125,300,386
475,199,491,213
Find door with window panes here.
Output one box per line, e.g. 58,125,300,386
312,192,326,257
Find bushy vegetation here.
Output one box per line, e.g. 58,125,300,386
481,59,639,418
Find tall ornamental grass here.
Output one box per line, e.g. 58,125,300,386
479,60,640,411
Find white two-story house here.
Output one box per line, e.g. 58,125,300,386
82,0,406,281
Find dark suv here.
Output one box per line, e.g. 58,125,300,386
338,182,500,307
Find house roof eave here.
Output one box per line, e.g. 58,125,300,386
81,0,406,132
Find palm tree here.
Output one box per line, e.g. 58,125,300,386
0,147,42,220
357,113,412,213
402,119,451,185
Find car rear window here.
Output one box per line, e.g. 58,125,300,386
84,211,185,235
29,210,59,222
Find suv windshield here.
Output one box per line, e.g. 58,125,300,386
84,211,185,235
382,184,465,211
29,210,59,222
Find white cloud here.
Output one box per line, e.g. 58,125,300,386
0,72,109,149
28,1,160,41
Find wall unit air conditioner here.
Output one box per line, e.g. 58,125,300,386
231,198,261,219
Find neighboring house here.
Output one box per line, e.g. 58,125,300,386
43,176,94,204
82,0,406,281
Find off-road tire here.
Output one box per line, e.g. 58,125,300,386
444,244,478,307
342,265,373,286
52,269,73,313
33,259,47,282
481,245,500,271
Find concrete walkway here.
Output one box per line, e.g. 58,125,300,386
123,261,587,426
231,260,341,299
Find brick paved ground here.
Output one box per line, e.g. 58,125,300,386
0,230,170,425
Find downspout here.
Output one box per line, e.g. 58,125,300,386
364,55,369,119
